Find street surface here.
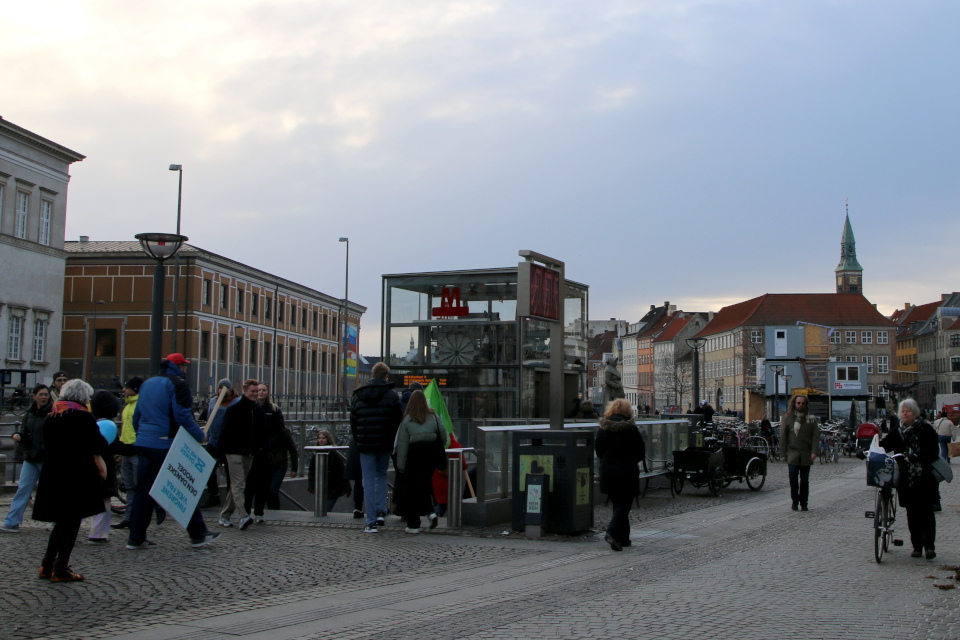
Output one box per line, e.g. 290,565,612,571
2,455,959,639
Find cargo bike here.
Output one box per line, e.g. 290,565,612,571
672,443,767,497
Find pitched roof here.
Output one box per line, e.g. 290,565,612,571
947,317,960,332
640,311,679,340
654,314,695,342
897,301,940,326
693,293,893,338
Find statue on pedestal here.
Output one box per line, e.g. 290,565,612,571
603,354,625,409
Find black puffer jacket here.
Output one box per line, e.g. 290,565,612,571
595,413,644,497
217,396,267,458
15,401,52,463
350,379,402,453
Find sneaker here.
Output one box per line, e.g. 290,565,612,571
126,540,158,550
926,550,937,560
353,509,364,519
428,513,439,530
363,525,378,533
110,520,130,530
87,538,109,545
219,517,233,527
190,532,222,548
0,524,19,533
239,516,254,531
604,534,623,552
51,567,84,583
405,527,421,534
376,516,386,527
255,516,265,524
911,550,923,558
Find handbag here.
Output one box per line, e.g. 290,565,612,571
931,457,953,483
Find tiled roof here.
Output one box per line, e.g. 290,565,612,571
65,240,200,254
654,314,695,342
897,301,940,326
693,293,893,338
640,311,679,339
947,317,960,332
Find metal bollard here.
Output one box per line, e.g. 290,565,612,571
299,422,307,476
313,451,328,517
446,455,463,528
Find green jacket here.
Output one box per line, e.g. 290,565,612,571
780,411,820,466
395,413,445,473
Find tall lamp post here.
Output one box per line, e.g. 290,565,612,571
770,365,784,421
90,300,105,382
136,232,188,374
168,164,184,353
339,237,349,403
685,337,706,411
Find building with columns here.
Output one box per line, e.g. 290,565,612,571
0,117,85,386
60,239,364,397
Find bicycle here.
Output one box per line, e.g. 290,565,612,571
860,450,904,563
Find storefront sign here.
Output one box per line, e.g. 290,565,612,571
432,287,470,318
834,381,862,391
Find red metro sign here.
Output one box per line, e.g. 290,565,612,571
432,287,470,318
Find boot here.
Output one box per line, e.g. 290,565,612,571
51,559,84,583
39,555,53,579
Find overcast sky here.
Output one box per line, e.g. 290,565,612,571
5,1,958,352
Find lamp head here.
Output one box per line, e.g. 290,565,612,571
169,164,182,171
339,237,348,242
135,232,188,260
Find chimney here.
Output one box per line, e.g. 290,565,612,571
79,235,89,243
650,305,655,311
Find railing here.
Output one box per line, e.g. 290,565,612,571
195,394,351,421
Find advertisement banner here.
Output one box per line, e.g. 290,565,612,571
346,325,358,377
149,428,215,529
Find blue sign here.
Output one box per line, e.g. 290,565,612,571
148,427,215,529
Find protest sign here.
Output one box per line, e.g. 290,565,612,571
149,427,215,529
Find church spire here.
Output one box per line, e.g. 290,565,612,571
835,200,863,293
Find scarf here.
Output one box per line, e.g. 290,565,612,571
790,410,808,435
900,422,924,487
50,400,89,416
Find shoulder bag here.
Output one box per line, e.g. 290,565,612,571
931,457,953,483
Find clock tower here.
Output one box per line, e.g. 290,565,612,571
835,207,863,294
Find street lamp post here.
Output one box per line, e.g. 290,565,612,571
339,237,349,405
685,337,706,411
136,232,188,374
168,165,184,353
770,365,784,421
90,300,105,382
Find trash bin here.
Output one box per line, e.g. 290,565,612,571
511,430,594,534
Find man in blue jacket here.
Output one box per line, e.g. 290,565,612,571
127,354,220,550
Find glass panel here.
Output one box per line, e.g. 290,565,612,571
426,324,517,366
390,286,429,324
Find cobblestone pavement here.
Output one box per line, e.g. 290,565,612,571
2,455,959,639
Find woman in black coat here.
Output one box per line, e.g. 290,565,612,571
595,398,644,551
33,380,108,582
880,397,940,559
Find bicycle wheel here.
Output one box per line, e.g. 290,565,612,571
830,443,839,464
672,473,685,494
882,490,895,552
709,468,724,497
874,490,884,563
745,457,766,491
819,444,826,464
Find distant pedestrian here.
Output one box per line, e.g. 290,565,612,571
350,362,402,533
596,398,644,551
49,371,68,402
933,411,955,462
344,435,365,519
400,381,423,414
112,376,155,530
199,379,239,509
395,391,444,533
1,384,52,533
256,383,298,512
880,398,939,559
32,380,107,582
308,430,346,511
694,400,715,425
127,354,219,549
576,400,599,420
218,379,266,530
88,390,121,544
780,395,820,511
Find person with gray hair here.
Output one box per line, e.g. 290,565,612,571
880,397,940,559
31,379,108,582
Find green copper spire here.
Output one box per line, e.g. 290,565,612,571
835,211,863,273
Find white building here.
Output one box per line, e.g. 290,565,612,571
0,117,84,386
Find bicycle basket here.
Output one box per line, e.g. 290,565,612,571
866,452,899,488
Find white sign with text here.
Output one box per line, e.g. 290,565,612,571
149,427,215,529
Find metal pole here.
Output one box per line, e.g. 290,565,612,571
692,343,701,409
313,451,328,516
150,258,166,374
171,167,183,353
447,455,462,528
340,239,349,400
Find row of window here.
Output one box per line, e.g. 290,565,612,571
5,309,48,363
198,330,337,373
830,330,889,345
200,279,339,337
1,184,54,246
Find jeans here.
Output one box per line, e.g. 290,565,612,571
243,456,270,517
3,461,42,527
788,464,811,507
129,446,208,543
121,455,138,520
267,465,287,510
939,436,952,461
359,451,390,526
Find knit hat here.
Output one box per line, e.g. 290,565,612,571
217,378,234,392
123,376,143,393
91,389,121,421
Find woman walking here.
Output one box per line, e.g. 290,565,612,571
32,380,108,582
1,385,53,533
933,411,955,462
596,398,644,551
259,384,299,511
395,390,444,533
880,398,940,559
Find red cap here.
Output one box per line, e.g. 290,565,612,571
166,353,191,366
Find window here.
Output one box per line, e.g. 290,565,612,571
322,314,327,334
251,293,258,317
277,345,284,369
237,290,244,314
954,381,960,394
201,331,210,359
863,355,873,374
220,283,228,310
8,315,23,360
861,331,872,344
313,311,318,331
311,350,317,371
218,334,227,361
289,345,296,369
877,331,888,345
264,342,272,366
878,356,889,374
32,318,46,362
15,192,29,239
278,301,284,324
265,298,272,320
250,339,258,364
751,330,762,344
830,331,841,344
836,365,860,381
94,329,117,357
302,308,308,328
845,331,857,344
202,279,211,306
878,386,887,398
952,357,960,372
39,200,52,246
301,347,307,370
845,355,857,362
234,337,242,363
952,334,960,347
868,384,874,395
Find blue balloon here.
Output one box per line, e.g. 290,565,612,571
98,418,118,445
